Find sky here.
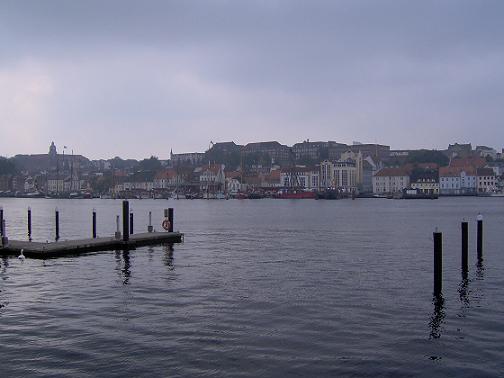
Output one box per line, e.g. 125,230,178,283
1,0,503,160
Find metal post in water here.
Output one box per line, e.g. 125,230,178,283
122,200,129,242
433,229,443,296
477,213,483,260
92,209,97,239
28,207,32,241
0,206,3,236
461,220,468,273
168,208,174,232
55,207,60,241
148,211,153,233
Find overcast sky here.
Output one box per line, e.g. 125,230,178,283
1,0,503,159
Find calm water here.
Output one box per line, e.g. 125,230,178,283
0,197,503,377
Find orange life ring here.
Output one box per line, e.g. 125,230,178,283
162,219,171,231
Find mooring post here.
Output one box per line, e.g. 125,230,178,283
28,206,32,241
115,215,121,239
0,206,3,236
477,213,483,260
92,208,97,239
148,211,153,233
433,229,443,296
461,220,468,273
1,219,7,247
55,207,60,241
122,200,129,242
168,208,174,232
130,211,134,235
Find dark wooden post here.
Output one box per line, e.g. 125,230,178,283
461,220,468,273
1,219,7,247
0,206,3,236
55,207,60,241
115,215,121,239
92,209,97,239
434,230,443,296
477,214,483,260
148,211,153,233
168,208,174,232
129,212,134,235
28,207,32,241
122,200,129,242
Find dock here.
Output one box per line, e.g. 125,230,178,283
0,232,183,258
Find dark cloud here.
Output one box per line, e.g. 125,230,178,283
1,0,503,158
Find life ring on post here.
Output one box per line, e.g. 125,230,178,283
162,219,171,231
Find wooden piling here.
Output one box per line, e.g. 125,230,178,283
122,201,129,242
461,221,468,273
0,206,3,236
1,219,7,246
115,215,121,239
168,208,174,232
434,230,442,296
130,212,134,235
55,208,60,241
477,214,483,260
28,207,32,241
148,211,153,233
92,209,97,239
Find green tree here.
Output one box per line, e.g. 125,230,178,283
0,157,18,175
406,150,449,167
139,156,161,171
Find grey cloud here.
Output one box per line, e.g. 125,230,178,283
1,1,503,158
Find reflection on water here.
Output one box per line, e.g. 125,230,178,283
458,277,470,307
429,294,445,339
476,259,485,280
115,250,131,285
163,244,174,269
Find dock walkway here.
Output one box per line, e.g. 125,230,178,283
0,232,183,258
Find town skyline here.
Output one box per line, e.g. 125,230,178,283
2,138,503,162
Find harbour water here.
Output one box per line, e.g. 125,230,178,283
1,197,503,377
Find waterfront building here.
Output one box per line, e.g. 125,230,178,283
333,160,357,192
153,169,181,189
439,166,477,195
410,169,439,195
372,167,410,194
47,175,65,194
122,171,156,191
280,166,319,190
340,150,363,186
476,168,496,193
319,160,357,192
199,164,225,192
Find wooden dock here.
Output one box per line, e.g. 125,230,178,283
0,232,183,258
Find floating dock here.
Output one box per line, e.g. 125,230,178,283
0,232,183,258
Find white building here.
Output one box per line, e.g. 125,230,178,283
372,168,410,194
199,164,226,192
477,168,496,193
280,167,319,190
439,167,477,195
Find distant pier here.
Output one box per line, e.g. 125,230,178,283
0,232,183,258
0,201,183,258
